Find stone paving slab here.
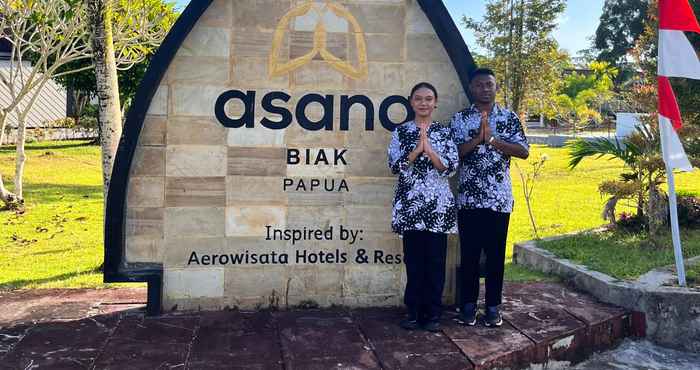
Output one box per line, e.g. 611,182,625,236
0,284,632,369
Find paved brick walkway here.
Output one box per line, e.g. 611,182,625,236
0,283,633,369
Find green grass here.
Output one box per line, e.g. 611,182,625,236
538,229,700,280
685,262,700,288
1,141,699,289
0,141,111,290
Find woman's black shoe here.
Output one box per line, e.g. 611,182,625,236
423,319,441,332
400,318,421,331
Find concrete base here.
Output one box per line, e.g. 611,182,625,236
514,240,700,353
0,284,631,369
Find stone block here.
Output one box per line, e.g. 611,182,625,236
166,145,227,177
179,26,231,58
346,3,405,34
167,117,226,146
290,31,348,61
199,0,232,28
164,268,225,299
226,176,287,206
290,61,345,89
171,84,227,117
407,34,449,63
232,57,288,88
140,116,166,146
344,177,395,206
167,56,230,84
227,147,286,176
344,265,402,295
406,1,433,34
346,205,393,233
224,266,289,300
346,149,393,177
226,206,287,237
227,126,286,147
232,29,275,58
344,63,404,92
165,177,226,207
287,266,344,296
286,206,346,234
125,237,163,263
164,237,226,268
126,207,164,238
147,85,168,116
365,34,403,63
292,4,349,33
127,177,164,208
341,294,401,307
285,125,346,147
232,0,291,31
164,207,226,238
131,146,165,177
346,123,393,150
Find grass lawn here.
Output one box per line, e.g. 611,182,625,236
538,229,700,280
1,141,109,290
687,262,700,288
1,141,699,290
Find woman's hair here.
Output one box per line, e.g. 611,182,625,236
409,82,438,100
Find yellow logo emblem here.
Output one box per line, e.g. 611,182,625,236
269,1,369,80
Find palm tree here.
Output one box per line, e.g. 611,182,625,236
567,124,666,233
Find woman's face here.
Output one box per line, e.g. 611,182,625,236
410,87,437,119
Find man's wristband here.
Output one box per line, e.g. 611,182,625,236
488,136,496,145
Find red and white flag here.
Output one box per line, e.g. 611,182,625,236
657,0,698,172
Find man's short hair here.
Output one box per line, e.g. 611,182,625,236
469,68,496,82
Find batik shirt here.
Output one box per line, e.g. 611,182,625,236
387,121,459,235
450,104,529,214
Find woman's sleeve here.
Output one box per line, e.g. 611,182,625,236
437,128,459,178
388,129,409,175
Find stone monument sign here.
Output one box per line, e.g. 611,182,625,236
104,0,475,313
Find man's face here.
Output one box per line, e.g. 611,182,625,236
469,74,497,105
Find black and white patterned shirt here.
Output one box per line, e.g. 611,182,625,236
450,104,529,214
387,121,458,235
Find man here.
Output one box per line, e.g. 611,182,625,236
451,68,529,327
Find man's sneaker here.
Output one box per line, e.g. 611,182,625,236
458,303,477,326
400,311,420,331
423,318,441,332
484,306,503,327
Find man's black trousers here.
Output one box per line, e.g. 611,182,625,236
402,230,447,320
458,208,511,307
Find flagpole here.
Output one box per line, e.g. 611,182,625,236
665,168,687,286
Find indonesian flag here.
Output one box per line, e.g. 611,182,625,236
658,0,698,172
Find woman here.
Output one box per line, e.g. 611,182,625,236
387,82,458,332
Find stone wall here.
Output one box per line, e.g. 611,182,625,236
124,0,469,310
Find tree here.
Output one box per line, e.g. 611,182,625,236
463,0,566,116
593,0,648,68
0,0,93,210
0,0,176,210
87,0,176,195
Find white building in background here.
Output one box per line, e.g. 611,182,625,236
615,112,646,138
0,37,67,140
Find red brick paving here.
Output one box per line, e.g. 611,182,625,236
0,283,632,369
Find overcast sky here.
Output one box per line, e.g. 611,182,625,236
173,0,605,56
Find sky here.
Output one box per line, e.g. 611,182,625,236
173,0,605,56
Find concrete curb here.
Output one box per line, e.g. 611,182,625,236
513,238,700,352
